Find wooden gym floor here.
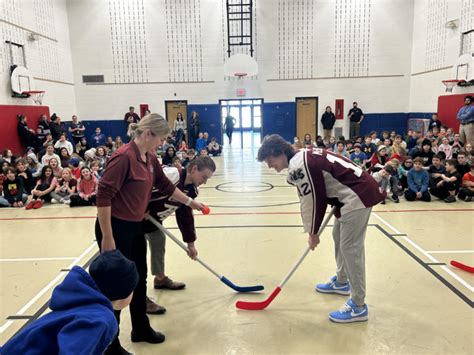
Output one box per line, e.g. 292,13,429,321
1,142,473,354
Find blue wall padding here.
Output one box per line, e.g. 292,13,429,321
187,104,223,144
262,102,296,141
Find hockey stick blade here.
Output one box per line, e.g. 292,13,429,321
450,260,474,273
220,276,264,292
236,287,281,310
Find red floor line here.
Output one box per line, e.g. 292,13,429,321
0,208,472,221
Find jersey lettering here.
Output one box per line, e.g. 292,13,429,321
326,153,363,177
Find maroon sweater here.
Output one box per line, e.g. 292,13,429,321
97,141,176,222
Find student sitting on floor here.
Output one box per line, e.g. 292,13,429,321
26,166,58,210
51,168,77,204
2,167,28,208
405,157,431,202
429,159,462,203
0,250,138,355
458,164,474,201
371,164,399,204
70,167,98,207
457,152,470,176
428,153,446,188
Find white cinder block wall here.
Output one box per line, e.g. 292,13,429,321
67,0,414,138
0,0,77,118
2,0,471,134
409,0,474,112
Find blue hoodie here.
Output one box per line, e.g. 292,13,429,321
407,168,429,193
1,266,117,355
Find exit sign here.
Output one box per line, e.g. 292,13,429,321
236,88,246,97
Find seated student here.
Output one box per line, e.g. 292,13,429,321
398,156,413,190
70,167,98,207
162,146,177,166
430,159,461,203
0,250,138,355
26,152,43,178
428,153,446,188
361,136,376,162
48,157,63,178
458,164,474,201
75,137,90,159
41,144,61,166
54,133,74,156
172,156,182,169
371,164,398,204
406,130,417,150
91,127,106,148
0,168,9,207
334,141,350,158
59,147,71,168
178,140,188,153
450,133,464,159
195,132,207,154
15,158,34,194
369,145,387,173
207,137,221,156
350,143,367,167
457,152,470,176
51,168,77,204
383,138,393,157
345,140,354,155
26,166,58,210
437,137,453,160
405,157,431,202
393,134,407,150
182,149,196,168
90,160,102,181
413,139,434,168
2,167,28,207
70,157,82,180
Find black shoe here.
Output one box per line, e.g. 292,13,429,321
104,342,132,355
444,195,456,203
380,200,386,205
131,328,165,344
392,194,399,203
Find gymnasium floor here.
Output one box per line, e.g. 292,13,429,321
1,143,473,354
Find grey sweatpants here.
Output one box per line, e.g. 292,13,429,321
145,228,166,276
333,207,372,306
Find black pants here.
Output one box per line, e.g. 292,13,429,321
226,129,233,143
458,188,474,200
430,182,456,200
70,194,96,207
95,217,150,347
405,189,431,201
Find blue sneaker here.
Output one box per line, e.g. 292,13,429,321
315,276,350,295
329,299,368,323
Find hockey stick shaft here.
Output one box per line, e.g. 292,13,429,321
279,207,335,289
147,216,221,279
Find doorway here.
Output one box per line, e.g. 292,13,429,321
165,100,187,134
219,98,263,148
296,97,318,142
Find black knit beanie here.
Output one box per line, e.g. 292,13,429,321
89,250,139,301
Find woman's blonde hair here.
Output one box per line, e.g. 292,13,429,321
127,113,170,139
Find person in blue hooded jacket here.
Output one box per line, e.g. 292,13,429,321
1,250,138,355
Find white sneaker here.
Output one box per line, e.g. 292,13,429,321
51,198,59,204
63,199,71,205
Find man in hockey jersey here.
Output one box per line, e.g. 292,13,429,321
143,156,216,314
257,135,385,323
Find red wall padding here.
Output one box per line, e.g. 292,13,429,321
437,93,474,133
0,105,50,155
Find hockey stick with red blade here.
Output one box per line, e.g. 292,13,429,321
236,208,335,310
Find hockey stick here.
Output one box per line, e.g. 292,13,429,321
147,216,264,292
450,260,474,273
235,207,335,310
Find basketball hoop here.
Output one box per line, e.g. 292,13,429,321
441,80,462,93
22,90,45,105
234,72,248,79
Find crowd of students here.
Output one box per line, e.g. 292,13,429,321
1,112,220,210
294,117,473,204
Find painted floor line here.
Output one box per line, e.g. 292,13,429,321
0,257,76,262
372,213,474,293
0,242,97,334
426,250,474,254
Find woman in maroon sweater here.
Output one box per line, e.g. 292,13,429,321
96,113,204,354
